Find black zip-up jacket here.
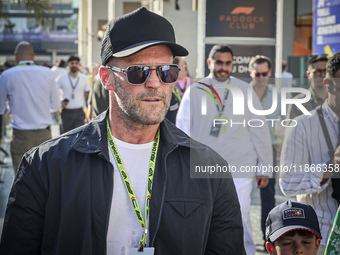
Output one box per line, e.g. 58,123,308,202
0,111,245,255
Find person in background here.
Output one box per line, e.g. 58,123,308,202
51,59,68,80
0,62,12,74
280,59,293,99
0,41,60,172
280,52,340,255
176,44,273,255
56,55,90,134
165,57,193,124
0,61,12,167
88,62,99,87
51,59,68,126
287,55,328,120
172,56,193,101
0,8,245,255
87,73,109,121
249,55,282,250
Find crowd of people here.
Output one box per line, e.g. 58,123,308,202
0,6,340,255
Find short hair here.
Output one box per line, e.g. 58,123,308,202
249,55,272,70
307,55,328,71
208,44,234,60
14,41,34,58
326,52,340,78
282,60,287,71
68,55,80,63
56,59,66,68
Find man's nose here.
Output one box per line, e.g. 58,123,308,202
145,69,161,88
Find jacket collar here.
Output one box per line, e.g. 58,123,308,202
71,110,191,159
71,110,110,159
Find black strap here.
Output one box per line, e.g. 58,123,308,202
316,105,335,158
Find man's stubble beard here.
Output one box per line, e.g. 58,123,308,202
70,67,79,73
213,70,231,82
113,75,172,128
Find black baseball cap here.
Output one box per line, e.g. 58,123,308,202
265,200,322,242
101,7,188,65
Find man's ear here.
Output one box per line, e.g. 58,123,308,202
306,70,311,79
268,69,272,77
14,53,19,63
266,242,276,255
323,78,330,92
314,238,321,255
207,59,211,69
99,66,114,91
249,69,254,78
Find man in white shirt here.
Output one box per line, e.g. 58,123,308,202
176,44,273,255
0,41,60,172
249,55,283,248
56,55,90,134
280,52,340,255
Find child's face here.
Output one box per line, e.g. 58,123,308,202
266,232,320,255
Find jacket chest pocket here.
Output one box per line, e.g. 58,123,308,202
165,198,206,218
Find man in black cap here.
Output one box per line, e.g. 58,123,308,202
265,201,321,255
0,7,245,255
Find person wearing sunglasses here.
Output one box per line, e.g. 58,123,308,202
249,55,282,251
176,44,273,255
0,7,245,255
287,55,328,121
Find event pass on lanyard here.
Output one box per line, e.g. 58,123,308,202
106,118,159,254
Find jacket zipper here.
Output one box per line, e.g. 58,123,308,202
150,145,178,246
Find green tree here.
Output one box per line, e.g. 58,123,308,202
0,0,53,28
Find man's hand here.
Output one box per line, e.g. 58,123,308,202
61,98,69,109
256,176,269,188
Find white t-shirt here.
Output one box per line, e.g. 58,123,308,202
56,72,90,109
0,61,60,129
107,137,153,255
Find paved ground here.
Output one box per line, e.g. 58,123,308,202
0,125,288,254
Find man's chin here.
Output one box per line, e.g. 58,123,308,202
215,76,229,82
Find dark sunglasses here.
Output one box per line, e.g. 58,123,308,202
255,72,269,77
106,64,181,85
